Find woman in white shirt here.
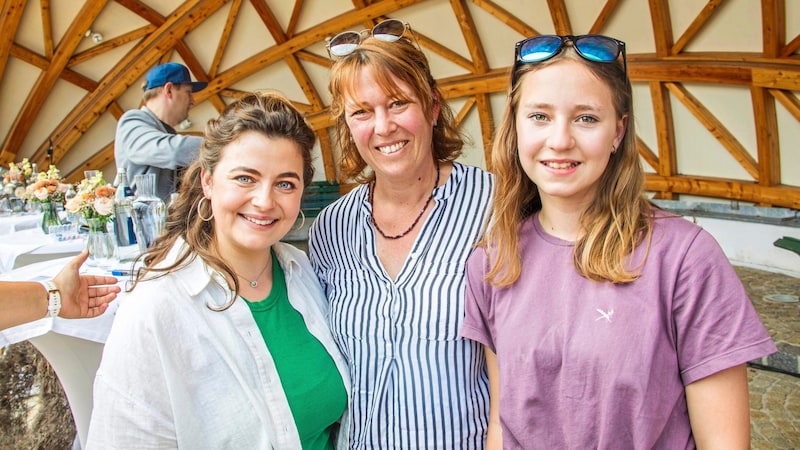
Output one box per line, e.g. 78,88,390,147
87,92,350,449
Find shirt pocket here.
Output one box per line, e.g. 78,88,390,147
407,260,464,341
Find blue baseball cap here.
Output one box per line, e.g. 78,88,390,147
144,62,207,92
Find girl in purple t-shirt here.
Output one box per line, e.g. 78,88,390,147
462,34,776,449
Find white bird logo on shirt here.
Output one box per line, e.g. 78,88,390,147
595,308,614,322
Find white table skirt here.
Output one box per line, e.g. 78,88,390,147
0,256,132,449
0,212,42,234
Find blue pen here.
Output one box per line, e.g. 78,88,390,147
111,269,132,276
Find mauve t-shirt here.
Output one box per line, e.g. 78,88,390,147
462,211,776,449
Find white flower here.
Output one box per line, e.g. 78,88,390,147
93,196,114,216
65,196,81,213
34,187,49,201
14,186,26,198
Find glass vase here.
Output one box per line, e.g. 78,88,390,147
131,173,166,253
40,201,63,234
86,218,116,267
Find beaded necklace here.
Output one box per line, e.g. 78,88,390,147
369,164,440,240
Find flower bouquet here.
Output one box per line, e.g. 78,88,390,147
65,171,116,230
1,158,34,212
65,171,117,266
24,165,70,233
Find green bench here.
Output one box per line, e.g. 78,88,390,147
301,181,341,219
773,236,800,256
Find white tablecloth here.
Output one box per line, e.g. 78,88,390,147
0,212,42,234
0,228,85,274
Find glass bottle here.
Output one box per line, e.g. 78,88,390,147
131,173,166,253
113,168,137,248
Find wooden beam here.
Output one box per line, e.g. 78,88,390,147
69,25,156,68
635,136,660,173
665,82,759,180
761,0,785,58
203,0,425,97
783,32,800,57
454,96,476,127
414,31,474,72
209,0,242,78
11,44,99,91
769,89,800,121
286,0,305,38
752,67,800,90
645,174,800,209
65,142,116,183
0,0,109,163
648,0,673,57
475,93,494,169
672,0,726,54
0,0,27,87
116,0,220,113
450,0,489,73
469,0,539,37
316,129,337,181
40,0,54,58
751,86,780,186
251,0,324,109
30,0,227,166
546,0,572,35
649,82,676,178
589,0,621,35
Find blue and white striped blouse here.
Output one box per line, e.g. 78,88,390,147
308,162,493,449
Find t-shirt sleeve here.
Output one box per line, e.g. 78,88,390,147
672,228,777,385
461,246,496,352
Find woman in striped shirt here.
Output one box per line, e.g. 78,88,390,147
308,19,493,449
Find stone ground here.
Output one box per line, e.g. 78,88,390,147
0,265,798,449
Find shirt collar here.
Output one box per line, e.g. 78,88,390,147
156,238,304,298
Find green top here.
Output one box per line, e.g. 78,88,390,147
244,251,346,450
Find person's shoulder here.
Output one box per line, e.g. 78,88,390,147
452,162,495,187
118,107,155,124
651,207,702,234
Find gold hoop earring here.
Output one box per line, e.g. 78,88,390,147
196,197,214,222
293,210,306,231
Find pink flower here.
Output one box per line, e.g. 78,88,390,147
93,196,114,216
34,187,50,201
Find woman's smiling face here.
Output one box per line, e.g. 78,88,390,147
343,66,438,181
202,130,304,260
515,58,626,210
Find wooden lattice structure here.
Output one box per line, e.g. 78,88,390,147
0,0,798,207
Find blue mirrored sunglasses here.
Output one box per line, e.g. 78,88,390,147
326,19,419,58
512,34,626,85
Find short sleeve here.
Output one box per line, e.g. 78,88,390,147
672,229,776,385
460,246,497,352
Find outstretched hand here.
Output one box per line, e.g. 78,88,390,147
53,250,121,319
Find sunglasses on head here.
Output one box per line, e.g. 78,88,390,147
512,34,627,85
326,18,420,58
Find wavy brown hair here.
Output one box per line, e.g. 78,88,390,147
129,91,315,310
482,46,653,287
328,36,465,183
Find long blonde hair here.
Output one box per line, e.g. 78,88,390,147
482,48,653,287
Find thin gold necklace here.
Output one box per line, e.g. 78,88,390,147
369,163,440,240
235,258,271,288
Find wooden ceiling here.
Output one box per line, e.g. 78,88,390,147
1,0,799,208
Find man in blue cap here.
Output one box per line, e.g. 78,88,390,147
114,62,208,202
